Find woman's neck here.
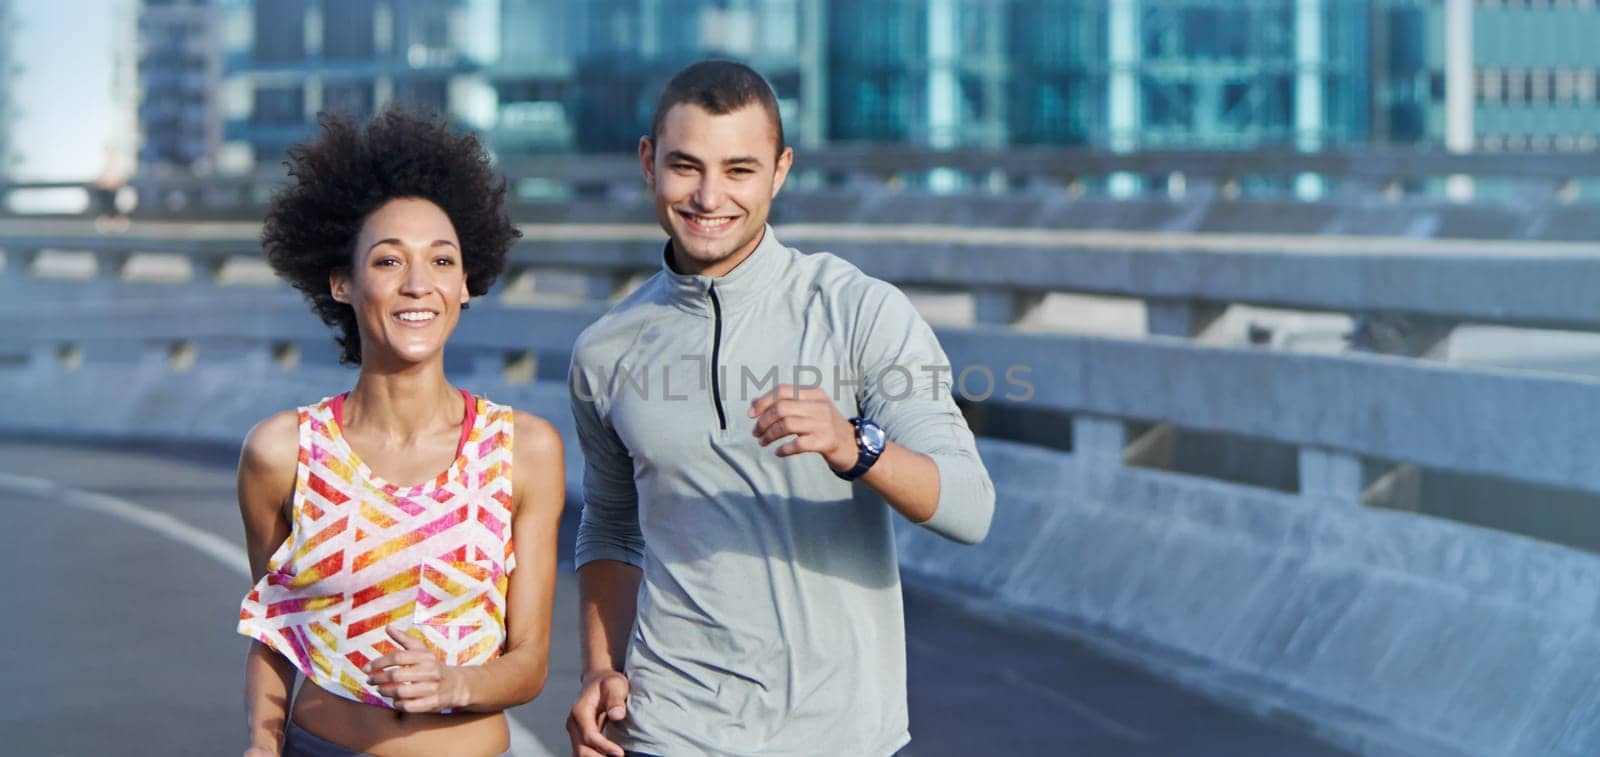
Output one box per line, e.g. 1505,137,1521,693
342,363,462,442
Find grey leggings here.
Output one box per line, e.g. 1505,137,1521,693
282,720,513,757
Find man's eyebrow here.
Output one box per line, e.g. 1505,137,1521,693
662,150,765,167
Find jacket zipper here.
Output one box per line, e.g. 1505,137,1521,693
708,284,728,430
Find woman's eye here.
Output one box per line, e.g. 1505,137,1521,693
434,257,456,266
375,258,399,267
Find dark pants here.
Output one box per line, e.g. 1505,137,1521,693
282,720,512,757
281,722,362,757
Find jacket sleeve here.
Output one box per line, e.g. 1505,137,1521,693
569,357,645,570
850,281,995,544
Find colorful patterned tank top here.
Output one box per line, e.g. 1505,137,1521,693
238,391,516,708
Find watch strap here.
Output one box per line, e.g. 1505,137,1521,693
835,418,883,481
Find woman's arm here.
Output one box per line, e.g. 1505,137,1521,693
243,641,297,755
238,411,301,754
456,412,565,710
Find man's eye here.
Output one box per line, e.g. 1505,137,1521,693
434,257,457,266
375,258,400,267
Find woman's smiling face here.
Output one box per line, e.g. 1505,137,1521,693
331,197,468,367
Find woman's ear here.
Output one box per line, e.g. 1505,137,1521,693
330,271,351,304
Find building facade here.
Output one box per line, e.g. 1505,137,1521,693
217,0,494,168
1469,0,1600,153
493,0,812,153
0,0,16,176
198,0,1598,169
139,0,223,173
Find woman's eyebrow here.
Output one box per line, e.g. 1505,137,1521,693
366,238,460,253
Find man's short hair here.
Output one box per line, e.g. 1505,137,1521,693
650,60,786,155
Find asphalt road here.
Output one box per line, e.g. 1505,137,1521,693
0,435,1347,756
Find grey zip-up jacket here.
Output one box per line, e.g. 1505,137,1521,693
570,227,994,757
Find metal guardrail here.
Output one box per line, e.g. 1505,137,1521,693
8,145,1600,220
4,218,1599,503
8,219,1600,331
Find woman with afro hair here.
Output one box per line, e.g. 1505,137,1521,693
235,106,564,757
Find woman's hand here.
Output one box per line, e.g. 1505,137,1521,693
365,624,471,713
243,746,277,757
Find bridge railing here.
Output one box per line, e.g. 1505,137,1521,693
5,203,1600,754
4,219,1598,505
9,145,1600,220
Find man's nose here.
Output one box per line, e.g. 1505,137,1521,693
692,174,725,210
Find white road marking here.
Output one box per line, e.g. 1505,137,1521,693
0,471,556,757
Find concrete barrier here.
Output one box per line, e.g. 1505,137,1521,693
894,438,1600,756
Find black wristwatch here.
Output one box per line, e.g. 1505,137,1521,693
835,417,886,481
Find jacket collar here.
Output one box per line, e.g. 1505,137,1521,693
660,225,788,316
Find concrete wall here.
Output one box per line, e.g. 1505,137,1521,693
896,439,1600,756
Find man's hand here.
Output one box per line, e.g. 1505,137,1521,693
566,669,630,757
364,624,470,713
749,385,856,472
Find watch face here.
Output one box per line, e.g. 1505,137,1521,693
858,420,887,454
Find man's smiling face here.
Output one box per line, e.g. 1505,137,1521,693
640,102,793,278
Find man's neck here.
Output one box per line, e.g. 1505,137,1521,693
670,228,766,278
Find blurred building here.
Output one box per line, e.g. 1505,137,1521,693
138,0,223,173
488,0,1439,153
493,0,813,153
0,0,16,176
1469,0,1600,153
217,0,496,169
189,0,1600,169
490,0,580,154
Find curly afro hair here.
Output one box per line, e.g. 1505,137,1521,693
261,106,521,365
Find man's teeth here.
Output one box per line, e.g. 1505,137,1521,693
397,312,435,322
692,216,732,227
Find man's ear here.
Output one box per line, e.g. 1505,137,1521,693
638,136,656,189
771,146,795,198
330,270,352,304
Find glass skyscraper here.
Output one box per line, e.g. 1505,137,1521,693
204,0,1597,169
494,0,808,153
0,0,16,175
139,0,222,172
1471,0,1600,153
219,0,490,165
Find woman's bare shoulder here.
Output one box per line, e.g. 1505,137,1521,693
510,410,561,455
239,409,301,496
509,410,564,513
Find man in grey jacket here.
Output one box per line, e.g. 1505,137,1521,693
565,60,995,757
